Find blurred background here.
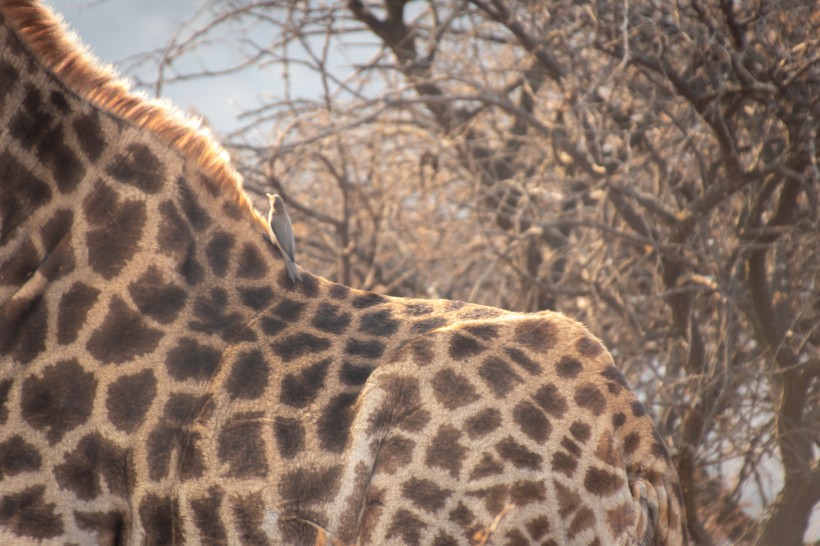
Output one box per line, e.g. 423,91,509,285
49,1,820,544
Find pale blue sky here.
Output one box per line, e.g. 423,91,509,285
46,0,290,135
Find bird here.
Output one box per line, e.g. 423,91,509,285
265,193,301,283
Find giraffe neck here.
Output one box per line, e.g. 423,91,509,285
0,0,300,328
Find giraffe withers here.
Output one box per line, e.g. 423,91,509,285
0,0,689,544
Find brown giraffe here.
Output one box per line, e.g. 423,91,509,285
0,1,689,544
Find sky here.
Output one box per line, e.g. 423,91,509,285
46,0,277,135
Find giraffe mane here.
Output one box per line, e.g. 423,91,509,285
0,0,268,230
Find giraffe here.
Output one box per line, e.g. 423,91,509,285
0,1,689,544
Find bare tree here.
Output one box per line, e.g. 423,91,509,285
133,1,819,543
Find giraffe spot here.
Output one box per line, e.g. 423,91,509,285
37,209,75,281
464,323,500,340
39,122,85,193
551,450,578,478
21,359,96,444
271,332,331,362
197,172,221,197
86,296,163,364
402,478,452,514
49,90,70,112
446,300,466,311
425,425,467,478
72,110,105,161
432,369,479,410
191,487,228,546
39,208,72,250
565,421,589,444
556,356,583,378
0,485,63,538
279,465,342,506
0,379,12,425
577,335,604,357
561,436,582,457
352,293,386,308
269,299,304,322
405,303,433,316
504,529,529,546
57,281,98,344
378,435,416,474
83,182,118,226
340,361,375,386
232,492,270,545
464,408,502,439
574,383,606,416
0,294,48,364
623,432,641,455
526,515,550,540
0,238,39,286
601,365,629,388
0,153,51,246
533,383,568,419
612,412,626,427
157,201,204,285
607,502,635,538
0,60,20,111
146,394,203,481
238,285,275,311
584,466,625,496
177,176,210,229
359,309,400,336
226,349,269,400
260,315,286,335
553,480,582,518
106,369,157,433
631,400,646,417
53,432,129,500
165,338,220,382
386,509,427,545
329,283,349,300
449,502,474,526
468,453,504,481
189,288,244,340
513,318,557,352
513,401,551,443
568,507,596,539
0,435,41,479
496,437,543,470
467,484,508,517
479,356,523,398
345,338,385,359
408,338,434,367
218,411,268,478
411,316,448,335
504,347,542,374
10,86,51,147
318,392,358,452
312,302,352,334
595,431,620,466
274,417,305,459
280,358,331,407
448,332,483,360
107,143,164,194
205,231,234,277
433,532,458,546
86,199,146,279
138,494,180,542
511,480,547,507
74,510,126,546
237,242,267,279
128,266,187,324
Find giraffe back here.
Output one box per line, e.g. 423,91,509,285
0,1,688,544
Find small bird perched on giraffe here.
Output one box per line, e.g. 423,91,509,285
266,193,302,283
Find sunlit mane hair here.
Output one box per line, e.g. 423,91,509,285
1,0,267,228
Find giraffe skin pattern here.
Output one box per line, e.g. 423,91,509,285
0,1,689,544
